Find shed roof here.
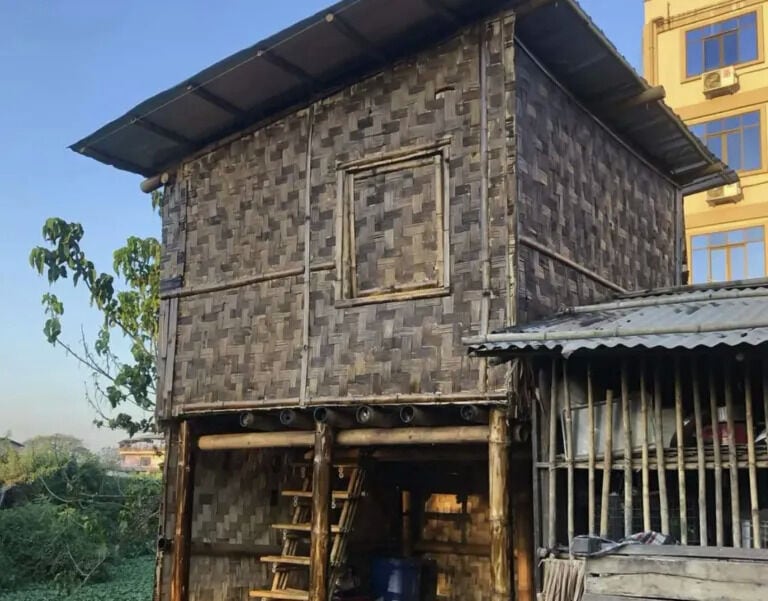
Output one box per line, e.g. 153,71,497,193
71,0,731,190
464,280,768,357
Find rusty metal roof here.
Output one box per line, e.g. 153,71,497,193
465,280,768,357
70,0,732,189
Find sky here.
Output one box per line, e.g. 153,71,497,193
0,0,643,450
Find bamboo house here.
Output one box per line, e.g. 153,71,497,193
69,1,731,600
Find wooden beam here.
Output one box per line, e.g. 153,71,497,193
309,423,332,601
170,421,194,601
489,409,512,601
258,49,318,88
324,13,387,65
131,117,194,148
422,0,462,25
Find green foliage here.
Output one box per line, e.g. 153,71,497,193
0,556,154,601
29,203,161,436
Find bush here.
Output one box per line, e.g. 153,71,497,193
0,501,112,590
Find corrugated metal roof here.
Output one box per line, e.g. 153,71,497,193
465,280,768,357
71,0,732,189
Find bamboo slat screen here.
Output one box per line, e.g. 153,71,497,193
534,352,768,550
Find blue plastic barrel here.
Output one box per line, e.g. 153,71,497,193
370,557,422,601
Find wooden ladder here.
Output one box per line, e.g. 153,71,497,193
250,459,365,601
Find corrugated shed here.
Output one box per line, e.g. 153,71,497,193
465,281,768,357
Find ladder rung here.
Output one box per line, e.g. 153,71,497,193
249,589,309,600
260,555,310,566
281,490,351,499
272,523,341,533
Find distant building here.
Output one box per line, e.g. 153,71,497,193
117,435,165,473
0,437,23,450
644,0,768,284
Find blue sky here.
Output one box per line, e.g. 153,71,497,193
0,0,643,449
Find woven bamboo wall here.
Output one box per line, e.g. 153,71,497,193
514,49,678,323
160,14,517,413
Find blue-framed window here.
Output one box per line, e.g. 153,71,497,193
691,226,765,284
686,12,758,77
690,111,761,171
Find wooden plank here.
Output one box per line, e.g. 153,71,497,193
260,555,310,566
592,544,768,561
489,409,512,601
583,595,655,601
249,589,309,600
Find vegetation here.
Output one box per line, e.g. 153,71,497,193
0,435,160,596
28,192,162,437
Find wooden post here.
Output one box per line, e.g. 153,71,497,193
511,452,535,601
489,409,512,601
708,366,724,546
563,360,575,547
724,361,741,547
310,423,333,601
674,357,687,544
640,360,651,532
401,490,413,557
170,420,194,601
621,361,632,538
745,361,760,548
653,365,670,535
691,358,707,545
547,359,558,549
600,390,614,538
587,363,596,535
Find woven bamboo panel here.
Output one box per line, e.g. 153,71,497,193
188,449,293,601
422,494,491,601
514,50,677,322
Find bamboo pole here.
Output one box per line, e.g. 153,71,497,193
708,366,724,546
489,409,512,601
170,421,194,601
197,426,490,451
674,357,687,544
724,361,741,547
640,360,651,532
563,360,575,547
691,358,707,545
310,423,332,601
653,365,670,535
548,359,558,548
531,369,542,595
299,105,314,406
600,390,614,538
511,453,535,601
401,490,412,556
587,363,596,534
621,361,633,538
745,361,760,548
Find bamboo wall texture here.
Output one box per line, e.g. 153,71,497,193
514,49,678,322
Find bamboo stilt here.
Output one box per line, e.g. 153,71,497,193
745,361,760,548
708,366,724,546
653,366,670,535
564,360,575,547
674,357,687,544
170,421,194,601
587,363,596,535
489,409,512,601
548,359,558,549
640,360,651,532
309,423,332,601
725,361,741,547
621,361,632,538
600,390,614,538
691,358,707,545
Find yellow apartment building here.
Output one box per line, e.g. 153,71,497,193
644,0,768,283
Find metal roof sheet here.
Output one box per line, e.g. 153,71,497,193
71,0,732,189
465,280,768,357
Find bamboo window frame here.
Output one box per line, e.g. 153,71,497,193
335,138,452,307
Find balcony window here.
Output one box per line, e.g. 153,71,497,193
690,226,765,284
686,12,758,77
690,111,761,172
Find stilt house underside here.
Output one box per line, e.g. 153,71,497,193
70,1,733,601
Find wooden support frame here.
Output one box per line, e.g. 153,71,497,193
170,421,194,601
489,409,512,601
309,423,333,601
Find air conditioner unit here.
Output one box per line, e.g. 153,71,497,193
706,182,742,205
702,67,738,97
